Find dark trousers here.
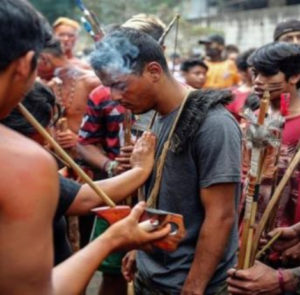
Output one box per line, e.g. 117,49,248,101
134,273,228,295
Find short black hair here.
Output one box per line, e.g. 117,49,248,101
235,48,256,72
180,58,208,72
0,82,56,135
90,28,169,76
43,38,64,57
226,44,239,54
0,0,49,72
248,42,300,83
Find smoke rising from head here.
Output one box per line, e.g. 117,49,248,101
89,28,169,79
90,30,139,77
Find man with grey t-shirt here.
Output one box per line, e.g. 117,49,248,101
90,28,241,295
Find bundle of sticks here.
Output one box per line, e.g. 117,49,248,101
238,90,285,268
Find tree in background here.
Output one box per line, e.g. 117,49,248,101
30,0,75,23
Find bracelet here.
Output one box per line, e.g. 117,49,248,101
278,268,285,293
105,160,119,178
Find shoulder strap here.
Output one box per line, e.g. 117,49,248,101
147,90,191,208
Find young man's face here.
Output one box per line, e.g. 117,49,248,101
278,31,300,44
54,25,78,54
37,53,55,81
251,69,289,100
99,70,157,114
183,66,207,89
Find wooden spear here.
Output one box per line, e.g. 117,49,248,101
252,145,300,257
18,102,116,208
238,90,270,269
158,14,180,46
123,109,133,206
124,109,132,146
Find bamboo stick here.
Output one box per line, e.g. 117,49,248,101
158,14,180,45
123,109,133,207
18,102,116,208
252,146,300,257
238,90,270,269
255,231,282,260
124,109,132,146
57,117,81,252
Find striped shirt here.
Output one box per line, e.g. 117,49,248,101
78,86,126,160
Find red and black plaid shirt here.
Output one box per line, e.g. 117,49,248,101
78,86,126,160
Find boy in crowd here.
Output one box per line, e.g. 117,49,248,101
180,58,208,89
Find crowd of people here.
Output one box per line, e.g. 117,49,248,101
2,0,300,294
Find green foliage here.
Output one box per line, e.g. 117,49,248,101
29,0,75,23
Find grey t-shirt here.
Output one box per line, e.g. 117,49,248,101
137,105,241,294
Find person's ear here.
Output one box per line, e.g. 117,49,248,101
289,73,300,86
144,62,163,83
14,50,36,80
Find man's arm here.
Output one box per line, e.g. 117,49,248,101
227,261,298,294
68,132,155,215
182,109,241,295
53,202,170,295
182,183,236,295
77,143,109,171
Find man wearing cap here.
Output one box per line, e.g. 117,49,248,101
199,34,240,89
274,19,300,44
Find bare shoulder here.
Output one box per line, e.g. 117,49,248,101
0,124,56,171
78,69,101,89
0,124,58,207
0,125,58,295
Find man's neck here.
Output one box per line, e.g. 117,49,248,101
65,50,73,60
155,77,190,116
208,56,223,62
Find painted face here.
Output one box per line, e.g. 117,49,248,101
278,31,300,44
99,70,156,114
251,68,288,101
54,24,78,54
37,53,55,81
183,66,207,89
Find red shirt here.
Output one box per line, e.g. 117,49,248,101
226,88,250,121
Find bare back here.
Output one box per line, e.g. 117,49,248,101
0,124,59,295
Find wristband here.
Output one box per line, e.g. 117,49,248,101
278,268,285,293
105,160,119,177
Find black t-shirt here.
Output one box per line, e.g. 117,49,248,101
53,175,81,265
